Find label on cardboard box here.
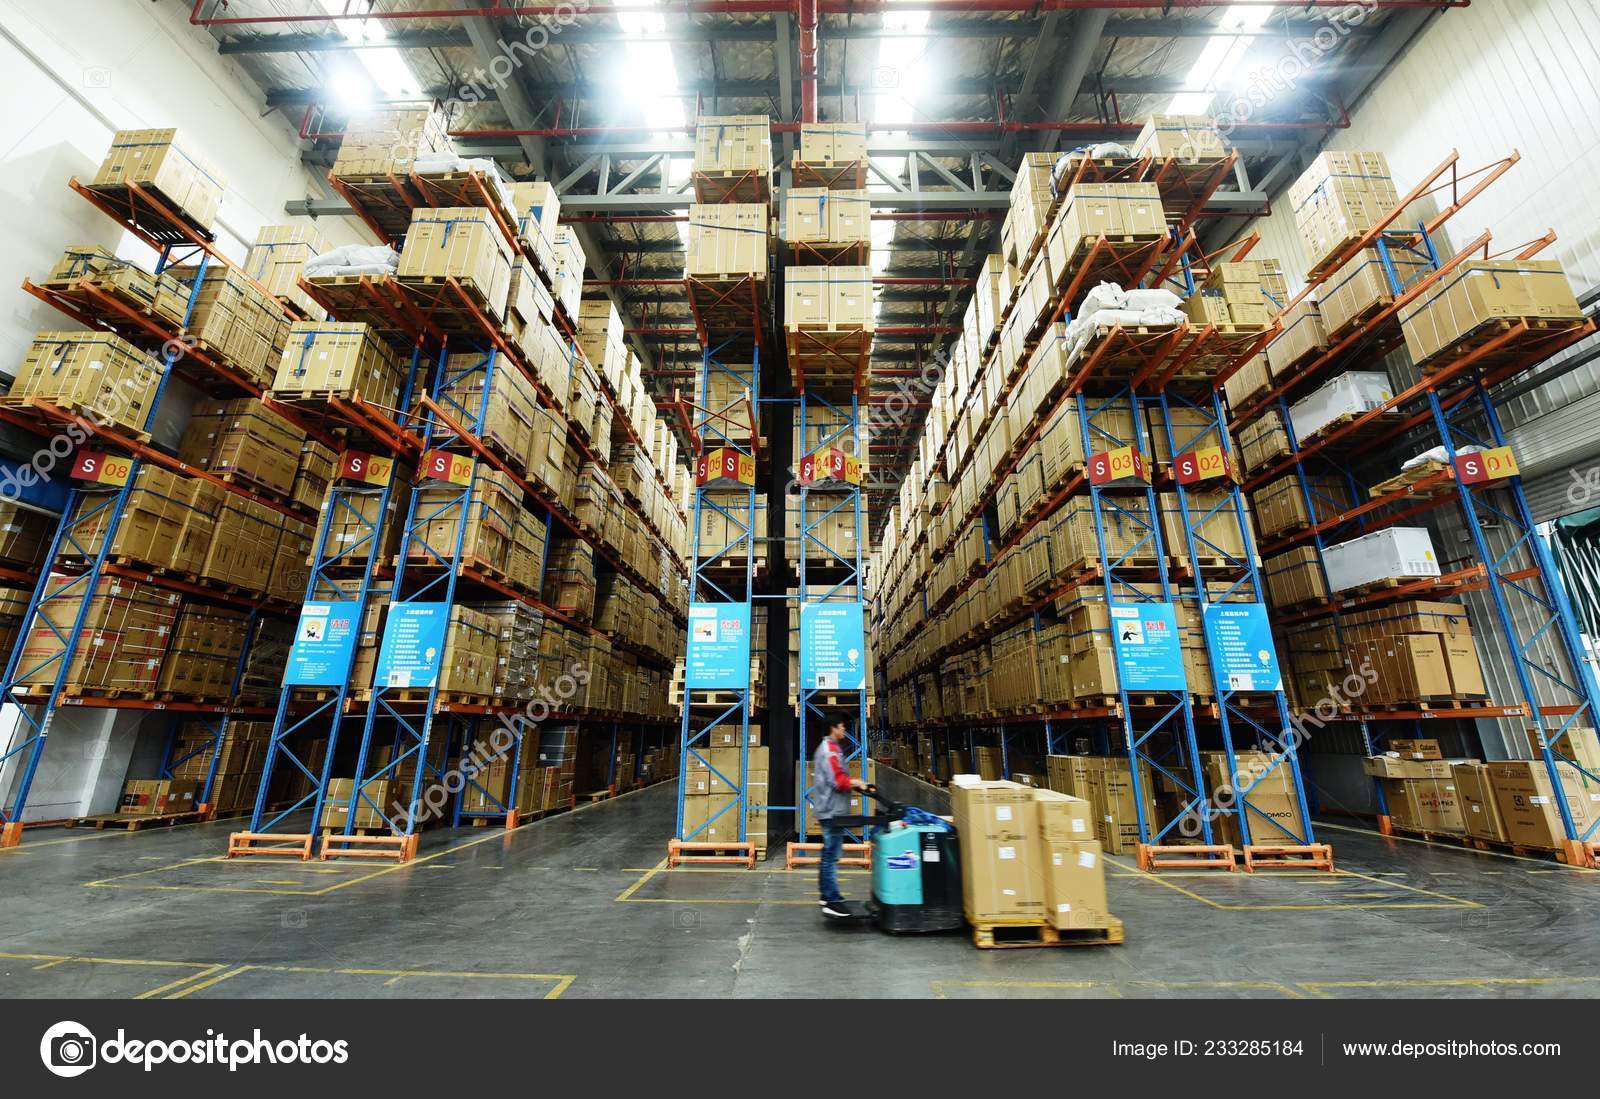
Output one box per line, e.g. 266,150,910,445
997,847,1016,860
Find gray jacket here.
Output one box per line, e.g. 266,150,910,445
809,738,853,820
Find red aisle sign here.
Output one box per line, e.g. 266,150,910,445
71,451,132,486
339,449,394,486
1174,445,1232,485
1088,446,1147,486
1454,446,1519,486
697,447,755,487
423,449,474,486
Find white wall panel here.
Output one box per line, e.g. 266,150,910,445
0,1,367,375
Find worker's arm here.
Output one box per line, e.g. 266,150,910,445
826,743,866,791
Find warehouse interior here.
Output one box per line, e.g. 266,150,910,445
1,0,1599,1002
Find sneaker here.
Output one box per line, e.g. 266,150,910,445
822,900,854,918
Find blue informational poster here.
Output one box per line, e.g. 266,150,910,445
800,601,867,691
1203,601,1284,692
283,601,362,686
1109,602,1187,692
686,602,752,689
373,602,451,690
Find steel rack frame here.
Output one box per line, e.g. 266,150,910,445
226,349,428,860
790,389,869,846
157,606,264,816
671,340,761,868
1219,150,1600,863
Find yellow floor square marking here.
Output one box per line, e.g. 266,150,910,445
83,784,656,897
1317,821,1598,873
169,964,574,999
930,979,1305,999
1299,976,1600,997
0,952,226,999
1102,856,1479,910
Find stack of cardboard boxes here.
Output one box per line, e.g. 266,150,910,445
1399,260,1583,371
951,779,1114,932
396,206,514,319
272,321,408,410
329,104,452,178
1131,114,1227,163
693,115,772,179
685,203,769,280
42,245,190,328
244,224,328,321
92,128,225,231
782,188,869,249
795,122,867,165
9,331,162,435
17,577,181,695
1288,150,1403,274
174,264,293,387
684,740,771,854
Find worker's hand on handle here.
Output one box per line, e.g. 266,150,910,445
851,778,868,791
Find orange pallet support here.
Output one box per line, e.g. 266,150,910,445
667,839,757,868
1136,844,1238,872
1243,844,1335,873
226,831,315,860
320,832,420,862
785,841,870,869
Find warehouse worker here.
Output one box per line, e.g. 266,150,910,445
811,717,866,918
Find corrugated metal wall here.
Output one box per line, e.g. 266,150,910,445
1248,0,1600,761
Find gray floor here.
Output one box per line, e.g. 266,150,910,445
2,777,1598,999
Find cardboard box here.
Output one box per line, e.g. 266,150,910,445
119,778,203,817
1041,840,1110,930
694,115,772,174
1486,761,1600,849
397,207,513,319
1318,246,1432,337
1131,114,1226,162
1388,738,1443,761
686,203,768,278
273,322,407,408
1288,151,1401,273
13,330,162,436
1453,762,1507,843
94,128,225,231
1400,260,1583,369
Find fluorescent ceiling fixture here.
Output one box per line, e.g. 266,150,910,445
868,2,929,271
330,68,374,110
1166,3,1274,115
314,0,422,99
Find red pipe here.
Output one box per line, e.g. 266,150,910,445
798,0,819,124
877,326,958,335
193,0,1465,26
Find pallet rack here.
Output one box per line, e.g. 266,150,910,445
225,168,687,860
669,341,762,867
0,175,353,848
877,148,1332,871
1222,150,1600,865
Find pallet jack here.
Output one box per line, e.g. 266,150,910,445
821,785,964,933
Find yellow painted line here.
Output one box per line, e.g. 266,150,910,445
255,880,303,886
177,963,574,999
1318,820,1599,873
1100,856,1479,910
931,979,1305,999
621,897,817,905
615,858,668,902
32,959,66,970
1299,976,1600,998
135,965,228,1001
167,966,253,999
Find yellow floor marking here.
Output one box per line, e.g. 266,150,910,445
255,880,303,886
572,867,599,871
1318,820,1599,873
614,858,667,902
1100,856,1480,910
172,963,574,999
134,965,228,1000
1300,976,1600,997
84,780,660,897
32,959,66,970
931,979,1305,1000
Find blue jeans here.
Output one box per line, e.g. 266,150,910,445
819,819,845,903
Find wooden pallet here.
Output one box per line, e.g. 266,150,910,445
1368,459,1451,500
408,169,519,227
0,395,152,442
1053,232,1169,297
392,272,503,323
1419,315,1594,377
691,168,771,205
785,239,869,266
83,180,218,241
67,810,204,832
971,916,1124,950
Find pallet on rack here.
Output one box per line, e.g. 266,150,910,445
65,810,206,832
408,169,519,231
785,324,872,398
785,239,869,266
971,916,1125,949
1418,316,1596,377
691,169,771,205
790,158,866,190
327,171,418,246
1368,459,1452,499
81,180,218,244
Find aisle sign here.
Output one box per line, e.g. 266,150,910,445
1109,602,1186,692
686,602,751,689
800,601,866,691
1454,446,1518,486
1174,445,1233,485
1088,446,1148,486
339,449,394,485
71,451,132,486
373,602,451,689
697,447,756,487
283,601,361,686
1202,602,1283,692
423,450,474,486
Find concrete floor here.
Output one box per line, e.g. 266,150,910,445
2,776,1598,1000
